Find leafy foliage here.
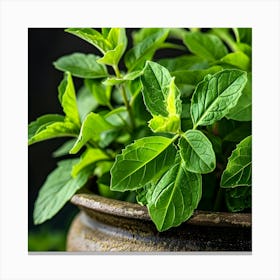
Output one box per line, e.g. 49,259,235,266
125,28,169,71
147,157,202,231
221,135,252,188
53,53,108,78
179,130,216,174
191,69,247,128
183,31,228,61
141,61,182,133
29,28,252,232
33,159,92,225
110,136,177,191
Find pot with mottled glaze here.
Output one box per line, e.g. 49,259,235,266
66,193,251,252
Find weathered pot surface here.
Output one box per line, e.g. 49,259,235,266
67,193,251,252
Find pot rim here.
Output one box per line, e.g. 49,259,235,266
71,193,252,228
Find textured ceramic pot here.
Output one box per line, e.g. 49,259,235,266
66,193,251,252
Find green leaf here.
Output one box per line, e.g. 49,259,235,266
94,161,113,177
138,183,158,206
53,53,108,78
98,182,132,201
141,61,182,117
183,32,228,61
131,84,152,124
98,130,119,148
66,28,127,67
221,135,252,188
65,28,112,53
28,114,65,141
28,121,78,145
97,44,124,66
210,28,239,52
85,79,111,106
219,51,250,71
101,28,111,37
170,66,223,86
158,42,186,51
103,70,143,86
97,28,127,66
179,130,216,174
125,29,169,71
225,186,251,212
236,43,252,58
76,85,98,121
132,28,166,45
141,61,182,133
136,189,148,206
191,69,248,128
71,148,108,177
105,107,129,127
148,115,181,134
106,28,126,49
70,112,113,154
110,136,177,191
34,159,91,224
128,77,142,97
136,184,153,206
158,55,209,71
234,28,252,45
147,158,202,231
168,28,188,40
226,73,252,121
52,139,77,157
58,72,80,127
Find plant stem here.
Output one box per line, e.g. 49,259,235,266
113,65,135,130
107,102,114,111
112,65,121,78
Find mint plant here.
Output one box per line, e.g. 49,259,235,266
29,28,252,231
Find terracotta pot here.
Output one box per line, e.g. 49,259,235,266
66,193,251,252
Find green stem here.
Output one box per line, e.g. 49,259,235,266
107,102,114,111
113,65,135,130
113,65,121,78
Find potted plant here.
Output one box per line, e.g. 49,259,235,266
28,27,252,251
